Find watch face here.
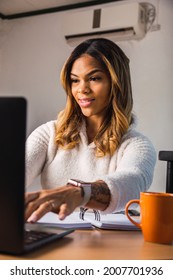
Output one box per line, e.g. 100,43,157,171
68,179,83,187
67,179,91,188
71,179,84,183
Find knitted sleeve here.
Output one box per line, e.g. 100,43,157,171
100,132,157,214
25,121,56,188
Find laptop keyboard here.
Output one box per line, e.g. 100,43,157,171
24,229,55,245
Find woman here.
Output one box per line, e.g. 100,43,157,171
25,38,156,222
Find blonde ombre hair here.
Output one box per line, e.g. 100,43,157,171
56,38,133,157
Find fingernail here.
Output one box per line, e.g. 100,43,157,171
59,214,65,220
27,213,38,223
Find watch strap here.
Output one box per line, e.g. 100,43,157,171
81,183,91,206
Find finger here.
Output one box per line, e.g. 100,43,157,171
25,191,39,205
25,200,39,221
27,200,55,223
58,203,72,220
25,191,55,221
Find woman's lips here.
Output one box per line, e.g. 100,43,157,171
78,98,95,108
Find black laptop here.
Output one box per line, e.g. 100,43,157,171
0,97,74,255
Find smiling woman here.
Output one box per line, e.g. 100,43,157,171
58,38,133,157
25,38,156,223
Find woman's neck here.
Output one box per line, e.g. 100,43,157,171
85,117,103,144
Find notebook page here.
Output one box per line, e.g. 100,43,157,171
84,213,140,230
37,211,92,229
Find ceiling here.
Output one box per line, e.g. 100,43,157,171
0,0,102,17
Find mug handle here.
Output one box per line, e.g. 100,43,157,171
125,199,141,229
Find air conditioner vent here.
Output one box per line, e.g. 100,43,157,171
62,2,147,46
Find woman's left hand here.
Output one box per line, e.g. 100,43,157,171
25,185,83,222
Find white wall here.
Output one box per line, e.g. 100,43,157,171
0,0,173,192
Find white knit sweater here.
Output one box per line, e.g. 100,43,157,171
26,120,156,214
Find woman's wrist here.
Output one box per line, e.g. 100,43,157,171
66,184,84,206
67,179,92,206
67,179,111,210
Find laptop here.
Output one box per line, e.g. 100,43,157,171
0,97,74,255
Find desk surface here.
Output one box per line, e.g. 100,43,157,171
0,229,173,260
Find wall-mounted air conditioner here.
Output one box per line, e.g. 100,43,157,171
62,2,146,46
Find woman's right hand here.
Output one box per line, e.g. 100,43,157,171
25,185,83,222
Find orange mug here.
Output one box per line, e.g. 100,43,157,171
125,192,173,244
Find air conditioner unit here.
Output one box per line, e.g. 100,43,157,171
62,2,146,46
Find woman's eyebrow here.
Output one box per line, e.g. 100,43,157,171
70,69,104,77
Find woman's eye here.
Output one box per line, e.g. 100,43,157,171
71,78,79,84
90,76,101,81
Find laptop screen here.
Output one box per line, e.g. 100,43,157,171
0,97,26,253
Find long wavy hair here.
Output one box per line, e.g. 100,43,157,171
56,38,133,157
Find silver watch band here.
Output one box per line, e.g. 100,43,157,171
81,184,91,206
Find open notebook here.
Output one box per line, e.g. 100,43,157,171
37,211,140,231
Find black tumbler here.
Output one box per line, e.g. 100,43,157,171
159,151,173,193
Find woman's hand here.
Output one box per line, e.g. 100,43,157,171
25,185,83,223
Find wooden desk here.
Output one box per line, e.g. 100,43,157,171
0,229,173,260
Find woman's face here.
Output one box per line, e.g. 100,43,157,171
70,54,111,122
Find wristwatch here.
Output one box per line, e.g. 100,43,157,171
67,179,92,206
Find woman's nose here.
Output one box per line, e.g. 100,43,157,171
77,81,91,94
78,87,91,94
